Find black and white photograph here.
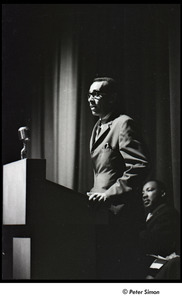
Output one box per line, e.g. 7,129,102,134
2,3,181,298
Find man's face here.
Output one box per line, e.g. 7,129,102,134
88,81,110,118
142,181,163,209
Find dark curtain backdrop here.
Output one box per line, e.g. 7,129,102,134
2,4,180,211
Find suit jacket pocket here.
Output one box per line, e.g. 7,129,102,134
102,143,113,151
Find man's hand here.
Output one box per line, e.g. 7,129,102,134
87,192,107,203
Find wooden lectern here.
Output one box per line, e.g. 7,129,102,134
2,159,108,280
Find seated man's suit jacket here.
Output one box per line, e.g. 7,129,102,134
140,203,180,256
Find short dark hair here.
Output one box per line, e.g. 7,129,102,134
93,77,117,94
143,179,166,193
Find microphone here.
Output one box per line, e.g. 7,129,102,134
18,126,30,159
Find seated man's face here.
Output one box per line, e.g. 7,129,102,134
142,181,163,209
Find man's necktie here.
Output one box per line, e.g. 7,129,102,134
95,120,102,141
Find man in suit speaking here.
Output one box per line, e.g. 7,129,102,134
87,77,150,279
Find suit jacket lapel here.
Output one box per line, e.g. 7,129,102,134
91,121,112,152
90,120,99,151
147,203,166,223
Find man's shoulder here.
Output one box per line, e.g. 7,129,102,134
112,114,134,130
114,114,133,124
152,203,179,219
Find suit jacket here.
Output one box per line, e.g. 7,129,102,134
89,113,149,226
140,203,180,256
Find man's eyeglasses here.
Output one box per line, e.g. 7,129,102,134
88,91,106,100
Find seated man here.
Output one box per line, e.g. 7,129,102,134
139,180,180,279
